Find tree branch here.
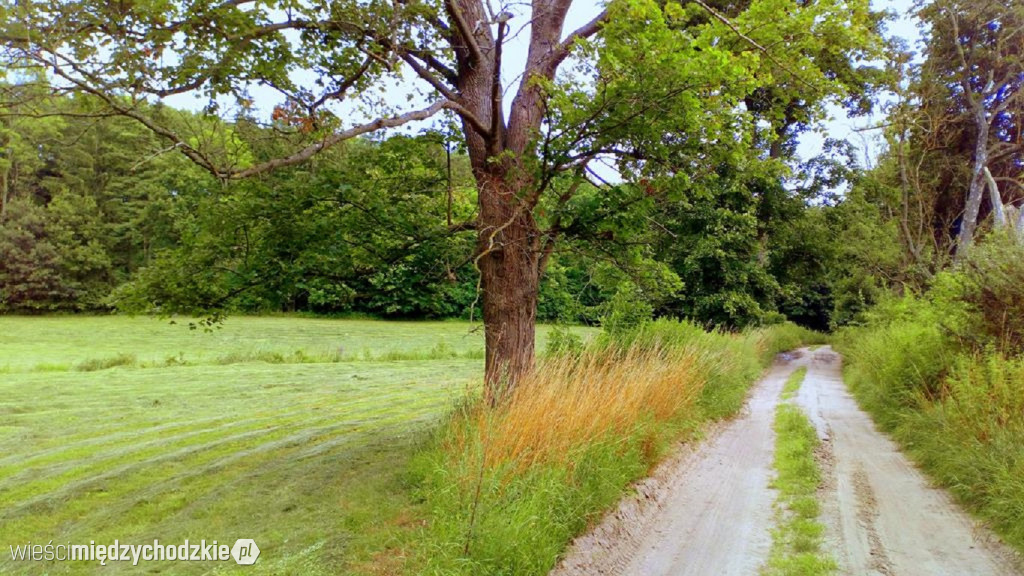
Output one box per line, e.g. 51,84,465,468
691,0,816,90
229,100,453,178
46,54,222,175
307,55,374,111
489,17,507,148
444,0,483,63
546,8,608,74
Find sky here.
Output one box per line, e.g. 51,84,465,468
795,0,921,168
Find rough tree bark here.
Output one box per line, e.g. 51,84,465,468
475,170,541,401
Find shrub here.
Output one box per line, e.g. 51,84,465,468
543,325,584,358
953,236,1024,354
599,284,654,337
837,253,1024,552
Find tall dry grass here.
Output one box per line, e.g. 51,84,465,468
459,343,705,472
412,320,824,575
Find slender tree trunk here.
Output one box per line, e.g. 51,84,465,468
1017,206,1024,245
0,166,8,222
956,109,990,258
1,118,9,221
895,129,925,264
983,166,1005,229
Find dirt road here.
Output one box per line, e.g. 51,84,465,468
552,347,1022,576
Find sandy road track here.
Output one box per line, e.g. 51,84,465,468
552,347,1022,576
799,347,1020,576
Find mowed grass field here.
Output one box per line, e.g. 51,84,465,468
0,316,582,575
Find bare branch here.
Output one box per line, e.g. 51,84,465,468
131,142,184,172
46,54,222,175
398,52,461,101
445,0,484,63
489,18,507,148
546,8,608,74
984,166,1007,228
229,100,453,178
307,56,374,111
407,48,458,84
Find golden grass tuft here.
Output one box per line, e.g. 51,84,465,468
453,343,708,473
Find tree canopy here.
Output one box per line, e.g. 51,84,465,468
2,0,885,394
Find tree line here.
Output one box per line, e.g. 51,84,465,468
0,89,857,332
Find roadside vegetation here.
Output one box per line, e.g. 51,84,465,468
836,237,1024,552
406,320,826,574
764,367,837,576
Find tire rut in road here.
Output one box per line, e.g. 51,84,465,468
552,359,799,576
797,347,1020,576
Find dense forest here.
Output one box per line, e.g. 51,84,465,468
0,90,863,330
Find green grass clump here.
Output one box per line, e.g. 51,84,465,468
764,384,836,576
782,367,808,400
74,352,137,371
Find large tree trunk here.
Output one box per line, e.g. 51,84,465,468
475,168,541,402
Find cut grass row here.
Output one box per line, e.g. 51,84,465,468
2,317,587,575
0,358,478,575
764,367,837,576
1,316,586,373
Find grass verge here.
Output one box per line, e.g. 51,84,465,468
764,368,836,576
836,309,1024,551
405,320,826,575
834,239,1024,554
